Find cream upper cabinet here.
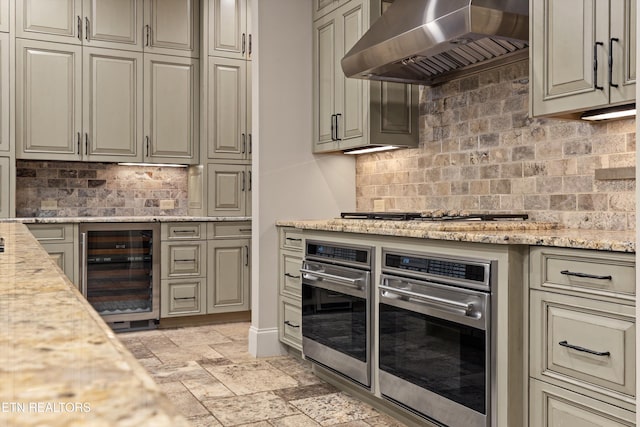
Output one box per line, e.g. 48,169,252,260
16,0,143,50
144,54,199,164
207,239,250,313
144,0,199,57
207,163,251,217
16,39,83,160
0,157,10,218
208,0,251,60
530,0,636,117
0,33,8,153
312,0,418,153
0,0,8,32
207,56,247,160
83,48,143,162
313,0,352,20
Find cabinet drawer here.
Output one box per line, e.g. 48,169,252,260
28,223,75,243
161,279,206,317
161,241,206,278
280,250,302,298
530,247,635,302
162,222,205,240
529,378,635,427
208,221,252,239
280,228,303,251
530,290,635,402
279,296,302,350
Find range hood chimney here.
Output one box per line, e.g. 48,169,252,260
342,0,529,85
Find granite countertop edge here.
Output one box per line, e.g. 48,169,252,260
276,219,636,253
2,216,252,224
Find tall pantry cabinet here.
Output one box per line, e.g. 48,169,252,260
14,0,200,165
0,0,12,217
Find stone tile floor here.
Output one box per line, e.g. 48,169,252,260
119,322,407,427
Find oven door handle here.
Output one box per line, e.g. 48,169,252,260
379,284,475,317
300,268,363,289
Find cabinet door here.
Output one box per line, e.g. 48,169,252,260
246,61,252,159
145,0,199,57
16,39,82,160
207,239,250,313
245,166,252,217
42,242,76,285
531,0,610,116
208,0,247,59
313,13,338,152
0,157,10,219
0,33,8,152
279,296,302,350
0,0,8,32
207,57,247,160
83,48,143,162
16,0,82,44
82,0,142,50
207,163,247,216
161,241,206,278
161,278,206,317
144,55,199,164
609,0,636,104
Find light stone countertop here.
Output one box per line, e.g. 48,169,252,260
276,219,636,253
0,222,190,427
4,216,251,224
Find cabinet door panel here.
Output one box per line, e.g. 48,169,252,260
0,33,8,152
146,0,199,57
16,40,82,160
207,164,246,216
531,0,609,115
207,57,246,159
161,279,205,317
145,55,199,164
313,15,337,151
83,0,142,50
161,241,206,278
339,3,364,143
209,0,246,59
0,0,8,32
83,48,143,162
0,157,9,218
207,239,249,313
16,0,82,43
609,0,636,104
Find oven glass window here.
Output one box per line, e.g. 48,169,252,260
302,285,367,362
379,303,487,414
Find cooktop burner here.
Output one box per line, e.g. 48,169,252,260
340,212,529,221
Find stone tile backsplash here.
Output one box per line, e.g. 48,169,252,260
356,60,636,230
16,161,188,217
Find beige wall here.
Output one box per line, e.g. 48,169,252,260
356,60,636,230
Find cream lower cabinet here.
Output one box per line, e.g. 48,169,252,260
277,227,303,351
530,0,636,117
207,163,251,217
529,247,636,426
27,223,78,286
312,0,418,153
160,223,207,318
207,222,251,314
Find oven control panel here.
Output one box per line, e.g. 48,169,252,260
306,241,371,268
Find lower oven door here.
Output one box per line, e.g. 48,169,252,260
378,274,490,427
301,261,370,387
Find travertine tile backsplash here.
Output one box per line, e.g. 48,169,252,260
16,161,188,217
356,60,636,230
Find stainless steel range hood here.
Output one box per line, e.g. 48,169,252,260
342,0,529,85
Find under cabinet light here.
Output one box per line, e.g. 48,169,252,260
344,145,400,155
117,162,188,168
580,104,636,121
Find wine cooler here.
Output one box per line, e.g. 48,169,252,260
79,223,160,329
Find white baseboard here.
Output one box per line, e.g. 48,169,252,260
248,325,287,357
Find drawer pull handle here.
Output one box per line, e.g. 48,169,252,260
286,237,302,242
175,259,196,263
284,273,301,279
239,228,252,232
559,340,610,357
174,297,196,301
173,230,196,234
284,320,300,328
560,270,612,280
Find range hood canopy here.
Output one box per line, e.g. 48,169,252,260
342,0,529,85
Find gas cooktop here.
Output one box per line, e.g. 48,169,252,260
340,212,529,221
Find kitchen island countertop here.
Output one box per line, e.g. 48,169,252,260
4,215,251,224
276,218,635,253
0,222,190,427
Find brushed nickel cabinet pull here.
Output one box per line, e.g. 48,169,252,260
85,17,89,41
284,320,299,328
146,136,150,157
559,340,610,357
77,16,82,40
560,270,612,280
242,33,246,55
77,132,81,155
145,25,150,47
